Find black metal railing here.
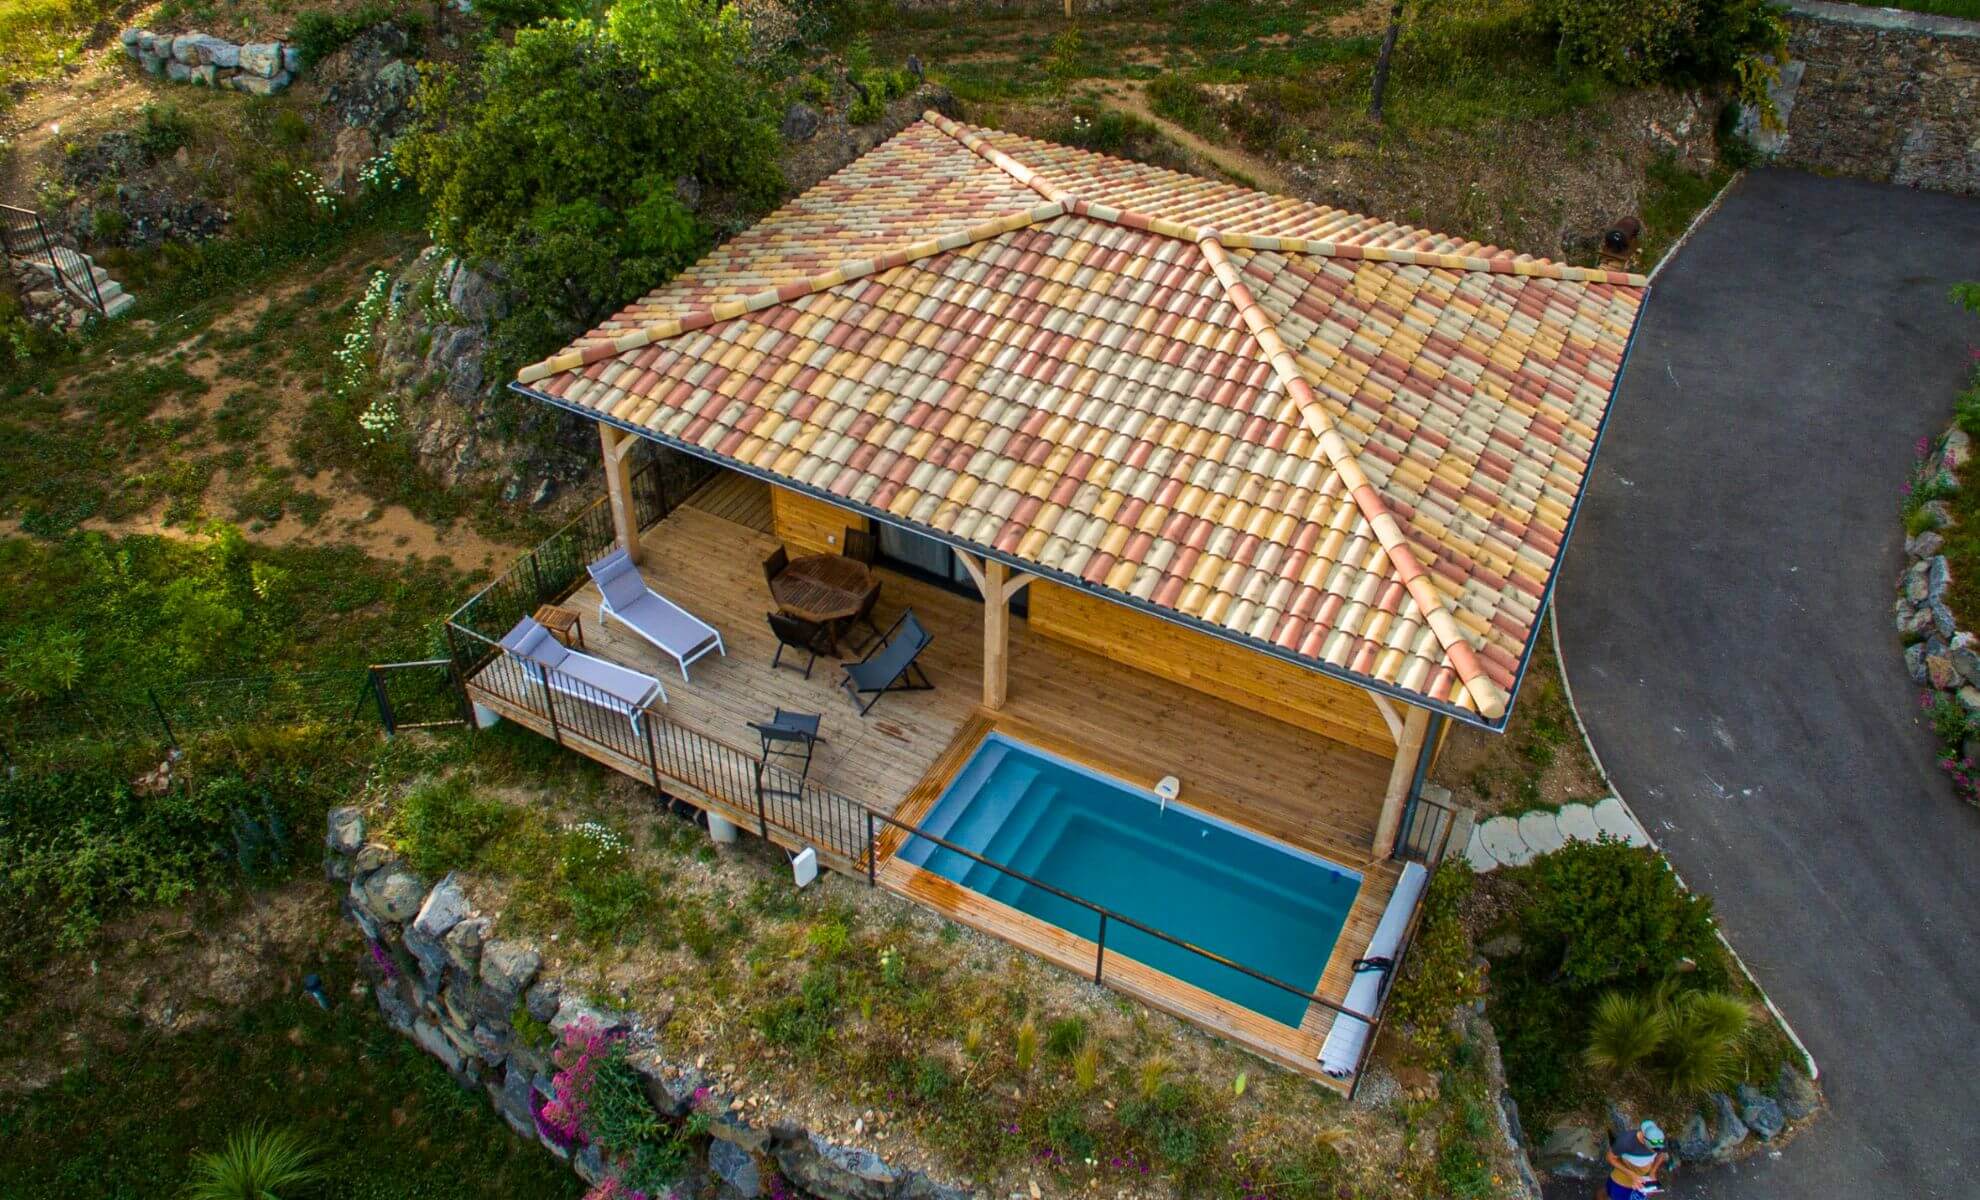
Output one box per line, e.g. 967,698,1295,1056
369,660,469,735
865,810,1417,1096
1393,785,1460,866
1,203,106,315
456,609,1422,1093
445,450,713,673
455,623,870,865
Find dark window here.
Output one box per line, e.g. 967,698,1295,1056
874,523,1029,616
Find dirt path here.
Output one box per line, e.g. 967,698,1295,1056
1090,81,1303,197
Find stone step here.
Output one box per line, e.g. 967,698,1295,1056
103,291,137,319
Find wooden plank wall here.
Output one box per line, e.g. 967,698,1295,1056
770,485,863,556
1026,580,1396,757
770,484,1399,760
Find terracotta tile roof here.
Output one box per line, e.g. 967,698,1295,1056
515,112,1648,725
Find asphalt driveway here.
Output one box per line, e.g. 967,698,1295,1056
1554,170,1980,1199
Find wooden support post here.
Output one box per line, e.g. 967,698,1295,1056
954,551,1033,712
983,558,1010,710
1374,703,1430,856
599,423,643,565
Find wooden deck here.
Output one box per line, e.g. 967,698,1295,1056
464,500,1404,1086
682,470,773,532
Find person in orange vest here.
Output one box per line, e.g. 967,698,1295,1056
1605,1119,1668,1198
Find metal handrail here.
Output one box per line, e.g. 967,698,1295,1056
864,808,1379,1027
456,618,1423,1089
1,203,105,315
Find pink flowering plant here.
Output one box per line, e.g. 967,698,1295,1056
535,1018,617,1149
1901,434,1957,533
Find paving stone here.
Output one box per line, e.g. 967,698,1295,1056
1553,802,1601,843
1478,817,1533,867
1464,825,1499,873
1590,796,1649,846
1516,809,1566,856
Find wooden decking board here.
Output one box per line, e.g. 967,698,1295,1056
468,500,1405,1083
682,470,774,532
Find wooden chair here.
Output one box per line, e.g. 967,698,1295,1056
842,526,876,565
839,580,885,654
767,610,833,679
762,545,789,588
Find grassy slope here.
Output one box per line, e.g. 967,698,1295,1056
0,951,579,1199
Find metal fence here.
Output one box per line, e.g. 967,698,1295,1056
1,203,106,314
446,450,714,665
1394,786,1461,866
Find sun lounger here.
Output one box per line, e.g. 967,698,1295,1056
587,549,726,681
499,616,665,732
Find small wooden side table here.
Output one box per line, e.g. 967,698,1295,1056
533,603,585,650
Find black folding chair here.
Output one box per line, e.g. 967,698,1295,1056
750,709,822,804
767,611,833,679
840,609,934,715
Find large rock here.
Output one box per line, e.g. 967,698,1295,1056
1534,1122,1604,1179
435,255,508,324
895,1173,973,1200
524,977,561,1023
496,1064,537,1135
1910,530,1945,558
171,34,235,65
1738,1083,1785,1139
413,1018,467,1072
444,916,489,974
550,995,626,1040
776,1133,898,1200
326,807,365,854
1676,1112,1712,1161
240,41,284,77
1928,654,1958,689
325,126,378,194
781,102,821,142
1927,555,1952,600
358,864,426,922
233,70,292,96
1776,1063,1820,1120
480,940,542,1003
709,1137,761,1198
1704,1091,1749,1163
413,873,471,941
1907,559,1932,602
1905,642,1930,683
1953,643,1980,686
165,59,193,83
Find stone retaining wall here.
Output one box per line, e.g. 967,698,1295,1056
325,808,972,1200
1770,1,1980,193
119,28,300,95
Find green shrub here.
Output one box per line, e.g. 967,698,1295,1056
400,2,779,381
391,775,512,875
290,3,421,69
1653,989,1753,1094
1146,74,1210,130
1434,1091,1497,1199
1518,837,1720,996
1044,1014,1088,1059
183,1123,320,1200
90,206,129,242
1384,861,1481,1067
1043,1102,1095,1160
911,1054,952,1101
757,962,841,1051
584,1041,663,1152
1582,989,1662,1074
1118,1081,1225,1178
136,102,194,160
1536,0,1787,118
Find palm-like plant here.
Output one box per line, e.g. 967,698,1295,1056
1583,990,1664,1074
1656,991,1753,1096
183,1123,320,1200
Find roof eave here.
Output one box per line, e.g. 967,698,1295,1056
510,379,1500,732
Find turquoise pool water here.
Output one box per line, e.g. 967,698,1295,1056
899,734,1362,1027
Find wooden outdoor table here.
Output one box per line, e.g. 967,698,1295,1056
532,603,585,650
771,554,875,650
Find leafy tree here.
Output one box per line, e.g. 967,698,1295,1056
397,1,781,377
1536,0,1788,122
1517,836,1720,996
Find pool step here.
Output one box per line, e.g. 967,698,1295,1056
961,776,1066,891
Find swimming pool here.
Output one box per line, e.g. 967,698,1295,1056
898,734,1362,1027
